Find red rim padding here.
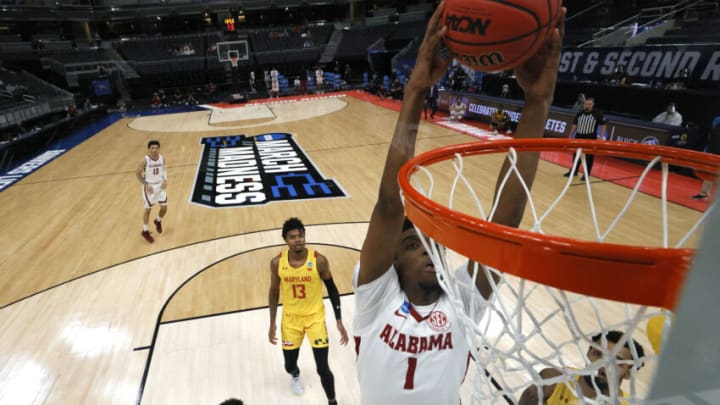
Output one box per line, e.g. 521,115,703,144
399,139,720,309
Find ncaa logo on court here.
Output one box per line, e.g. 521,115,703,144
427,311,450,332
191,133,346,207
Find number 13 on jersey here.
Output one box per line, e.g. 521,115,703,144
291,284,306,299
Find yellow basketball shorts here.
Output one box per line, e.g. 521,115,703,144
281,312,329,350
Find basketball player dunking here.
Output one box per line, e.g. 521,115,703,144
135,140,167,243
268,217,348,404
352,3,565,404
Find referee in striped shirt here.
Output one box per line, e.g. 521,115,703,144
563,97,607,180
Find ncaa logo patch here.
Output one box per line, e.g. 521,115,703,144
427,310,450,332
191,133,346,207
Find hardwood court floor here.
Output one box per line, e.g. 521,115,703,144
0,92,707,404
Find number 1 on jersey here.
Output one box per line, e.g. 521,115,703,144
404,357,417,389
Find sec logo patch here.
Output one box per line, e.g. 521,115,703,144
427,310,450,332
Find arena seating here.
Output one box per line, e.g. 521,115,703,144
646,16,720,44
335,21,425,60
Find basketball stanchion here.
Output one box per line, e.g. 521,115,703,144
399,138,720,404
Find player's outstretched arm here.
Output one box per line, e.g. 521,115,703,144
268,257,281,345
490,7,565,229
467,8,566,298
357,1,451,286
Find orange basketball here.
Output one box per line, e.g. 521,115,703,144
443,0,563,71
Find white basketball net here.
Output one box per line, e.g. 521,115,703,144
405,147,716,404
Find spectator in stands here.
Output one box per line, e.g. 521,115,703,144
116,99,127,112
450,65,466,91
609,65,628,86
499,83,511,99
182,42,195,56
293,77,301,95
573,93,586,111
151,93,162,108
66,103,78,117
344,64,352,83
249,72,256,92
315,66,324,94
300,76,308,95
208,82,217,101
669,67,691,90
652,103,683,126
371,77,387,100
186,92,198,106
173,89,184,105
389,78,403,100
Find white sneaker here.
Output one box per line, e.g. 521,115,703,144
291,375,304,395
506,129,512,134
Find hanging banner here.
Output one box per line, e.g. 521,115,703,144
558,45,720,87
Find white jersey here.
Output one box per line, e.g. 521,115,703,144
315,69,323,84
144,155,165,184
352,263,486,405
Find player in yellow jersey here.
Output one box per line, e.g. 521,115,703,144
268,217,349,404
519,330,646,404
491,105,513,135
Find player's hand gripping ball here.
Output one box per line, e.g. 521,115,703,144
443,0,563,71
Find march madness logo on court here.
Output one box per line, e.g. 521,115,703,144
191,133,346,207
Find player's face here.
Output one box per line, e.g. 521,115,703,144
586,341,634,390
284,229,306,253
148,145,160,159
394,228,437,288
583,100,594,112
